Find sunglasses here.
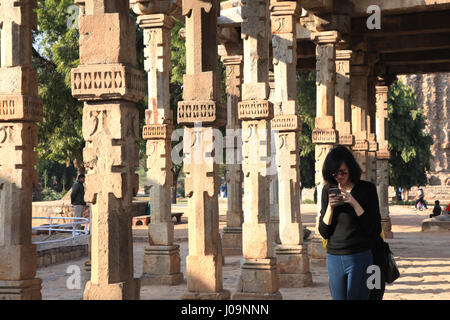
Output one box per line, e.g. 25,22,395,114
332,170,348,177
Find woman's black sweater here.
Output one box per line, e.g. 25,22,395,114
318,180,382,255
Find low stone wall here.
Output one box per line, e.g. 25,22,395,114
32,200,149,227
388,186,450,202
36,244,88,268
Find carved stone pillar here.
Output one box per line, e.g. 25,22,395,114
268,72,280,246
0,0,42,300
366,74,378,184
310,31,339,266
351,61,370,180
375,81,393,239
220,49,244,256
335,50,354,147
131,7,183,285
71,0,145,299
270,0,312,288
178,0,229,300
233,0,282,300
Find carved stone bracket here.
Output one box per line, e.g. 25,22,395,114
143,124,174,140
271,114,301,132
71,64,146,103
368,140,378,152
0,94,43,122
312,128,337,144
353,139,369,151
238,100,273,120
178,100,226,126
377,149,390,160
338,133,354,145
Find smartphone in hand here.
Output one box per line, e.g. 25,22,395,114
329,187,344,206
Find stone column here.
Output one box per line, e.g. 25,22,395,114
351,60,370,180
220,49,244,256
71,0,145,300
310,31,339,266
335,50,354,147
268,72,280,246
233,0,282,300
366,74,378,184
178,0,229,300
0,0,42,299
131,7,183,285
375,80,393,239
270,0,312,288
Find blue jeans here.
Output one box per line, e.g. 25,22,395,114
326,250,373,300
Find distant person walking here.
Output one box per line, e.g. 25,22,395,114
71,174,86,231
414,187,428,210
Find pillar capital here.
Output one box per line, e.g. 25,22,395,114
137,13,174,29
313,30,341,45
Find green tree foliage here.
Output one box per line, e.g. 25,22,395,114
388,80,433,191
34,0,83,171
297,71,316,188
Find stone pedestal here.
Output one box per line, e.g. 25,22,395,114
233,259,282,300
141,245,184,285
275,245,312,287
0,279,42,300
222,227,243,256
84,279,140,300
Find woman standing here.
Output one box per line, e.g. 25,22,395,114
319,146,382,300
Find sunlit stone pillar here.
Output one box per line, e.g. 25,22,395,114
375,78,393,239
270,0,312,288
233,0,282,300
310,31,340,266
131,2,183,285
0,0,42,299
366,74,378,184
335,50,354,147
71,0,145,299
351,58,370,180
178,0,229,300
268,72,280,246
220,46,244,256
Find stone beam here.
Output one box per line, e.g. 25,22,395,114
351,10,450,37
367,33,450,53
349,0,450,16
381,49,450,65
386,63,450,75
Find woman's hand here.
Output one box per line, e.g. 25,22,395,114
328,193,344,208
340,189,365,216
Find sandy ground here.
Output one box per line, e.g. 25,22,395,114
37,202,450,300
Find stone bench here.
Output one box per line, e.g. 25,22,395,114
421,215,450,232
132,212,184,227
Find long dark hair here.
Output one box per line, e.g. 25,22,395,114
322,145,362,186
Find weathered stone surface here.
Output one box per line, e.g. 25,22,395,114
234,0,280,300
178,0,226,299
422,215,450,232
71,64,146,103
0,0,41,300
72,0,141,300
399,73,450,186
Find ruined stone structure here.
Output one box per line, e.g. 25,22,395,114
0,0,42,299
2,0,450,301
71,0,145,299
400,73,450,187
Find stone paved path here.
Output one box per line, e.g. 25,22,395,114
37,204,450,300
